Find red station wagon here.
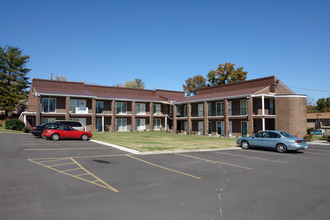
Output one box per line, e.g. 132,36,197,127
42,125,92,141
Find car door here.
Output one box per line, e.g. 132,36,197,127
250,131,267,147
62,126,77,138
264,131,280,148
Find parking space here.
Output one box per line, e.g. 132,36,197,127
2,133,330,220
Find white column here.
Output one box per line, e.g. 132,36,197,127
262,118,265,131
24,114,27,126
165,117,168,131
102,116,104,132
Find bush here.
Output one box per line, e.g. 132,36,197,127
21,127,30,133
303,134,313,142
5,119,25,131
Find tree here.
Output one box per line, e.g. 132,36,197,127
182,74,207,96
182,62,247,96
0,46,30,117
316,97,330,112
207,63,247,86
55,75,66,81
117,78,145,89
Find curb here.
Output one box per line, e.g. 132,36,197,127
90,140,140,154
90,139,240,155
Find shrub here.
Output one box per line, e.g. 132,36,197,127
303,134,313,142
21,127,30,133
5,119,25,131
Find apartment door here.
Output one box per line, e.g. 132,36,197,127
96,118,102,132
136,118,146,131
198,121,204,135
216,121,224,136
198,104,204,117
241,121,248,137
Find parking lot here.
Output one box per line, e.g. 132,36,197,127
1,132,330,220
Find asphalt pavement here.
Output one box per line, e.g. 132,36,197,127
1,132,330,220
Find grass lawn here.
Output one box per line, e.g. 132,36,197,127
311,135,327,141
0,126,26,133
92,131,238,152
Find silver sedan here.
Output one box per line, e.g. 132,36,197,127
236,130,308,153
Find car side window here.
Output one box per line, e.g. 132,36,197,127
255,132,266,138
267,132,280,138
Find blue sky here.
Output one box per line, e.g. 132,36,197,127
2,0,329,103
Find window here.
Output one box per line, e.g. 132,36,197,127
136,118,146,131
176,105,181,116
240,100,248,115
208,103,212,116
255,131,267,138
241,121,248,137
153,119,161,130
267,132,281,138
96,101,104,113
198,104,204,117
135,103,146,115
70,99,86,113
216,102,224,116
42,98,56,113
216,121,224,136
228,101,232,116
153,104,161,115
116,102,127,114
183,105,187,117
116,118,127,131
269,99,275,115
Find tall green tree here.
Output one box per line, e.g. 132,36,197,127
0,46,30,117
182,74,207,96
207,63,247,86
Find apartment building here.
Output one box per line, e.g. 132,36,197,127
20,76,307,138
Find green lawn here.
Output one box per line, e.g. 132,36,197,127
92,131,238,152
311,135,327,141
0,126,25,133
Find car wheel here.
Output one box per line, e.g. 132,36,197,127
276,143,287,153
51,133,60,141
81,134,89,141
241,140,250,149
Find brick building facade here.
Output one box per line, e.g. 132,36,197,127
20,76,307,138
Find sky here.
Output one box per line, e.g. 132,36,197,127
1,0,330,104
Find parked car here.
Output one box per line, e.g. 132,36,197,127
236,130,308,153
322,129,330,141
32,120,85,137
32,122,61,137
53,120,85,131
309,129,324,135
42,125,92,141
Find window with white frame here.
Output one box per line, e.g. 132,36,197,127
96,101,104,113
116,102,127,114
42,98,56,113
136,118,146,131
153,119,161,130
228,101,232,116
116,118,127,131
183,105,187,117
269,99,275,115
153,104,161,115
176,105,181,116
135,103,146,115
216,102,224,116
240,100,248,115
208,103,212,116
70,99,86,113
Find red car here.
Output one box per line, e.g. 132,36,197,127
42,124,92,141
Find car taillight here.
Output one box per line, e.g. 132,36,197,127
295,140,302,143
33,127,36,130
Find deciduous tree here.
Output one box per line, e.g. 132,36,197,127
207,63,247,86
182,75,207,96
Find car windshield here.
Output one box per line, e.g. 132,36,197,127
280,132,295,138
